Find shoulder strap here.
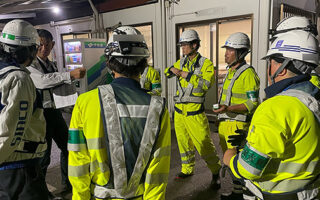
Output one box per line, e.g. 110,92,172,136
223,64,251,106
278,89,320,123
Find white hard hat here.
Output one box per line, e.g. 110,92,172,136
0,19,39,47
262,30,319,66
272,16,318,36
178,29,200,44
105,26,150,66
222,32,250,50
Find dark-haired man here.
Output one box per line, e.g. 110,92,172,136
27,29,86,198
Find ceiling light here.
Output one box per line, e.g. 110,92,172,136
52,6,60,14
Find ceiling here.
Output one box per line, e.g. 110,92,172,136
0,0,157,26
0,0,98,25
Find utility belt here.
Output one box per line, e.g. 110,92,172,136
174,104,204,116
0,158,40,170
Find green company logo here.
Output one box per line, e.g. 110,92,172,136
246,91,257,102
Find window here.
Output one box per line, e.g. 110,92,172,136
177,16,252,109
106,23,153,66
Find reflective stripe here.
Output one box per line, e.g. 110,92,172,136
222,90,248,99
68,143,87,151
239,143,271,176
277,160,320,174
153,146,171,159
218,112,248,122
145,173,169,184
175,56,206,103
277,89,320,123
97,85,164,199
99,85,127,192
140,67,148,88
174,95,205,103
87,137,105,150
68,163,90,177
260,179,315,193
245,99,255,111
89,159,110,174
218,64,251,121
117,104,149,118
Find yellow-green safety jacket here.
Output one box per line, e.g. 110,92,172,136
229,80,320,199
218,62,260,122
164,53,214,115
140,66,162,96
68,78,171,200
310,71,320,89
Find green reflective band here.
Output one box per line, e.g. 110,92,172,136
2,33,15,40
152,83,161,89
246,91,258,102
241,144,269,171
68,129,86,144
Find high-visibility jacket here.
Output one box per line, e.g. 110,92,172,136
218,62,260,122
68,77,171,200
0,61,46,168
140,66,162,96
164,53,214,114
229,80,320,197
27,56,72,108
310,71,320,89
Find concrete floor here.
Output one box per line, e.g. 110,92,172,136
47,114,233,200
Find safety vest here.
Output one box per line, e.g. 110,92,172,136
218,64,252,122
174,55,206,103
244,88,320,200
94,84,165,199
140,67,148,89
0,63,46,169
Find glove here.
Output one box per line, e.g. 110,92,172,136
227,129,247,149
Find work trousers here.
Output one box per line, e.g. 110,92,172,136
174,111,221,175
0,165,48,200
41,108,69,186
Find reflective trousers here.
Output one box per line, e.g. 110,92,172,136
218,120,250,152
174,111,221,175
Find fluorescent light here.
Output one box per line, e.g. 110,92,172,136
52,6,60,14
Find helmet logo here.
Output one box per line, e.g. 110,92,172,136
275,40,284,48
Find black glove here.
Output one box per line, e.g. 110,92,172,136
227,129,247,149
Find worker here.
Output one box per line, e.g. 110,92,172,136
269,15,320,89
164,29,221,188
27,29,86,199
140,65,162,96
0,19,48,199
213,32,260,200
223,30,320,200
68,26,171,200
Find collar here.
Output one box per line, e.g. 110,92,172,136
111,77,143,90
228,61,247,71
37,56,49,66
265,74,311,98
187,53,200,63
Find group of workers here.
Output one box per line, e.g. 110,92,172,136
0,14,319,200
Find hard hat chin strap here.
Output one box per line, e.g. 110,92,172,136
269,58,291,84
229,49,249,67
